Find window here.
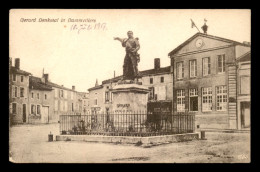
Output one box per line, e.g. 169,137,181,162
31,104,36,114
13,74,16,81
72,103,74,112
177,90,185,112
94,99,98,105
55,89,58,98
240,76,250,95
160,77,164,83
20,87,24,97
37,105,41,114
64,90,67,99
105,91,110,102
190,60,197,78
12,103,17,114
45,94,47,99
148,87,154,100
60,90,64,98
176,62,184,80
21,76,24,82
189,88,198,111
15,87,18,97
31,92,34,98
202,57,211,76
37,93,40,99
216,86,227,111
202,87,212,111
217,54,226,73
150,78,153,84
54,100,58,111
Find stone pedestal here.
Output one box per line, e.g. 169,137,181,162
111,80,150,113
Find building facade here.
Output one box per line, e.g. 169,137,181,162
28,76,53,124
9,58,87,124
236,52,251,130
140,58,173,113
9,58,31,124
168,32,250,129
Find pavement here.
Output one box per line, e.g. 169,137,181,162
9,123,250,163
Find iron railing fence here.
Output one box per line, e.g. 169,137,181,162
59,112,195,137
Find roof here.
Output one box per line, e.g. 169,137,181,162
236,51,251,63
139,66,171,76
168,32,250,56
29,76,53,91
88,85,103,91
102,76,123,84
10,66,31,76
45,81,75,91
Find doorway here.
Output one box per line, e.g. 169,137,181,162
241,102,250,128
41,106,49,123
22,104,26,123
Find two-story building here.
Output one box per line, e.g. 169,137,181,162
236,52,250,130
28,76,53,124
9,58,31,125
139,58,173,113
168,32,250,129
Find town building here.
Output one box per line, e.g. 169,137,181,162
9,58,31,124
28,76,53,124
139,58,173,113
168,32,250,129
236,52,251,130
9,58,87,124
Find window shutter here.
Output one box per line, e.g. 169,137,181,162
208,58,211,74
103,92,105,103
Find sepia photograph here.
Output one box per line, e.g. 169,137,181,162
9,9,251,163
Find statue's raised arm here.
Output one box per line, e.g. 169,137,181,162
114,37,124,43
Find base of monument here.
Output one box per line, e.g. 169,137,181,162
111,80,150,112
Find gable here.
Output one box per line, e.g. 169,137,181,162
175,35,233,55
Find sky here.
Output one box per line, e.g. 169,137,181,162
9,9,251,92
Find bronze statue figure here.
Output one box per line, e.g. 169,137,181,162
114,31,140,80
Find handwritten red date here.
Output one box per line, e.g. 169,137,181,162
70,23,107,34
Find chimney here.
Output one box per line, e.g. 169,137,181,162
95,79,98,87
72,86,75,91
154,58,160,70
201,23,208,34
43,74,49,83
15,58,20,69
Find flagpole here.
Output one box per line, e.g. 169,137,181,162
190,19,200,33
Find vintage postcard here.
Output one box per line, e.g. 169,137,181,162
9,9,251,163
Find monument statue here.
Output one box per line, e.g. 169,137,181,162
114,31,140,80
